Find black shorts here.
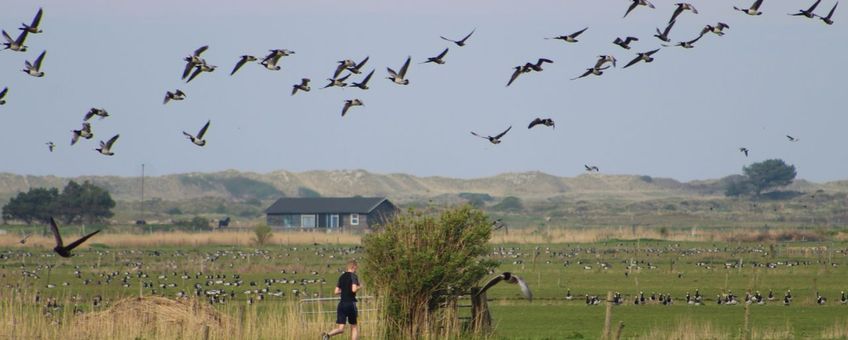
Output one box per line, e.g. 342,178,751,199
336,301,357,325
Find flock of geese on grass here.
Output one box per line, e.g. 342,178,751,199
0,0,838,168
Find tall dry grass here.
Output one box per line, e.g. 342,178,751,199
0,230,362,248
820,319,848,339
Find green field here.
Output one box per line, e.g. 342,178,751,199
2,238,847,339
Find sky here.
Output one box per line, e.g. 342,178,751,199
0,0,845,182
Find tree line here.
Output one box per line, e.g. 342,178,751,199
2,181,115,224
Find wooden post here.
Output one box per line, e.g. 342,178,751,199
470,288,491,335
615,321,625,340
602,291,613,340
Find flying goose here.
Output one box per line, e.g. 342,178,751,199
547,27,588,43
46,142,55,152
735,0,765,15
23,50,46,77
595,55,617,68
613,36,639,49
790,0,821,17
702,23,731,36
572,66,610,80
507,66,527,86
623,49,660,68
182,45,209,79
440,28,475,46
477,272,533,301
49,217,101,258
422,48,449,64
186,60,216,83
585,165,600,172
0,87,7,105
20,8,44,34
2,30,28,51
291,78,311,95
341,99,364,117
786,135,799,142
261,49,294,71
386,56,412,85
350,70,374,90
523,58,554,72
654,20,677,42
739,147,749,157
669,3,698,23
347,56,370,74
663,33,705,48
471,126,511,144
528,118,555,129
71,122,93,145
183,120,210,146
163,89,186,104
84,108,109,121
817,2,838,24
624,0,656,18
96,134,119,155
230,55,257,75
334,60,355,78
322,73,351,88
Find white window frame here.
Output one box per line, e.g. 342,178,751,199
350,213,360,226
301,214,316,228
329,214,340,228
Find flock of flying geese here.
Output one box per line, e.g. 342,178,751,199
0,1,839,164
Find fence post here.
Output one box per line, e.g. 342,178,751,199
470,287,491,334
602,291,613,340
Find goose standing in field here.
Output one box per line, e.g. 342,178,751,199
585,165,600,172
735,0,765,15
669,3,698,23
386,56,412,85
624,0,655,18
20,8,44,34
182,45,209,79
71,122,93,145
2,30,28,51
230,55,257,75
0,87,7,105
163,89,186,104
613,36,639,49
740,147,749,157
422,48,449,64
440,28,475,47
471,126,512,144
654,20,676,42
350,70,374,90
186,60,216,83
790,0,821,18
817,2,838,24
702,23,730,36
46,142,55,152
341,99,363,117
96,134,120,156
346,56,370,75
84,108,109,121
572,66,610,80
663,33,705,48
23,50,46,77
816,292,827,305
291,78,311,95
547,27,588,43
623,49,660,68
528,118,555,129
768,290,775,301
322,73,351,89
565,289,573,300
477,272,532,301
840,291,847,304
183,120,210,147
49,217,101,258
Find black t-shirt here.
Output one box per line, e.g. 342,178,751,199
338,272,359,302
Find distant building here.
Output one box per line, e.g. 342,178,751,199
265,197,397,230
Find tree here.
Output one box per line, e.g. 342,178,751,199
723,175,753,197
1,187,60,224
55,181,116,224
362,206,496,338
743,159,797,196
253,223,273,245
492,196,524,212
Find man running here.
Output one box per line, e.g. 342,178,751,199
322,260,360,340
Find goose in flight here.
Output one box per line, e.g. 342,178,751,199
623,49,660,68
585,165,600,172
46,142,55,152
440,29,475,46
186,60,216,83
477,272,533,301
2,30,28,52
342,99,363,117
471,126,512,144
182,45,208,79
669,3,698,23
0,87,7,105
739,147,749,157
49,217,101,258
20,8,44,34
323,73,351,88
346,56,370,75
613,36,639,49
790,0,821,18
547,27,588,43
663,33,705,48
817,2,838,24
572,66,610,80
71,122,93,145
528,118,555,129
654,20,676,42
507,66,527,86
334,60,355,78
786,135,799,142
230,55,257,75
23,50,46,77
350,70,374,90
387,56,412,85
96,134,120,156
261,49,294,71
523,58,554,72
624,0,655,18
163,89,186,104
292,78,311,95
595,55,617,68
734,0,765,15
84,108,109,121
184,120,210,146
702,23,730,36
422,48,449,64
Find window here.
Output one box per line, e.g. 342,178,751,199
329,214,340,228
301,214,316,228
350,213,360,226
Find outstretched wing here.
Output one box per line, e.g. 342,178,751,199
570,27,588,38
197,120,210,139
352,56,370,71
513,275,533,301
64,229,101,252
623,2,639,18
194,45,209,57
495,126,512,139
182,60,195,79
105,134,120,148
623,55,641,69
386,67,398,78
2,30,13,43
231,57,249,76
33,50,46,70
398,56,411,78
459,28,476,43
186,66,203,83
470,131,488,140
15,30,28,44
752,0,764,10
477,274,505,295
30,8,44,28
436,48,449,59
528,118,543,129
49,217,63,247
572,69,593,80
0,87,8,98
360,70,374,85
507,68,522,86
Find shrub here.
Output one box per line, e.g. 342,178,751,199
253,224,273,246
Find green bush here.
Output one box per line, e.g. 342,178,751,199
253,224,273,246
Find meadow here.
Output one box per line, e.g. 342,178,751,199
1,228,847,339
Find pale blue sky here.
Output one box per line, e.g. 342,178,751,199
0,0,844,181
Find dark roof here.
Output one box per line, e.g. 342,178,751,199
265,197,391,214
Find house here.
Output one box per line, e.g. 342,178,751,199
265,197,398,230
